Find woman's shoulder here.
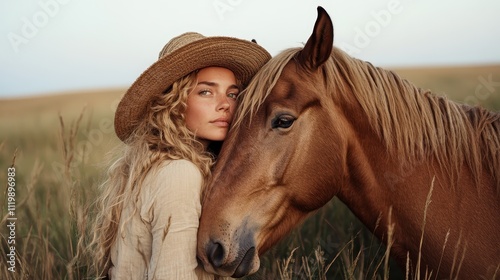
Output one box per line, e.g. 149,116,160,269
139,159,204,224
140,159,203,201
146,159,202,184
157,159,200,175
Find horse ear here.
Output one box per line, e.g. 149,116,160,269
298,6,334,70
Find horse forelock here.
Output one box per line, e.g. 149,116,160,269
233,45,500,191
232,48,302,130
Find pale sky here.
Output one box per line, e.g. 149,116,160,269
1,0,499,98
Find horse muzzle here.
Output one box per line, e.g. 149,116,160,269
202,240,259,277
198,217,261,277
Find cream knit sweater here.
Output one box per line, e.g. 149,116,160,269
108,159,219,279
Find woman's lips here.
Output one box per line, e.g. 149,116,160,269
211,118,230,127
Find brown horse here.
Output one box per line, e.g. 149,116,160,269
197,7,500,279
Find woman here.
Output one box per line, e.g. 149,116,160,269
89,32,270,279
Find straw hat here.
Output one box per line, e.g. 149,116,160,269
114,32,271,142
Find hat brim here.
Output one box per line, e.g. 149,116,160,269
114,36,271,142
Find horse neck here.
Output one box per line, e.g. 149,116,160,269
334,93,448,268
328,60,500,274
328,60,451,249
336,112,500,277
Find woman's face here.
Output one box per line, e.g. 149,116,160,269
185,66,239,146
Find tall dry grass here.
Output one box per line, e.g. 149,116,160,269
1,90,122,279
0,108,97,279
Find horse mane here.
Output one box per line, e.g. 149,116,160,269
235,47,500,191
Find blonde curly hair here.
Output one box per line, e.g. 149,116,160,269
87,71,220,277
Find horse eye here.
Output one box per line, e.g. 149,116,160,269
271,114,296,129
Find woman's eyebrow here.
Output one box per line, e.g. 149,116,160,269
197,81,217,87
197,81,239,90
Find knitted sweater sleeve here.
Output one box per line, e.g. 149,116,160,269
141,159,214,280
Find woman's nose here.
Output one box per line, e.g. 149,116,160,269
217,94,231,111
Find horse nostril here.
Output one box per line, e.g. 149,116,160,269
207,242,225,268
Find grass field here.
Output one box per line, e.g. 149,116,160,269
1,64,499,279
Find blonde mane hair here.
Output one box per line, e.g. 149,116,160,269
87,72,216,277
235,47,500,189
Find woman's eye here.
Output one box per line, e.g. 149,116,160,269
271,114,296,129
227,92,239,99
199,90,212,96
